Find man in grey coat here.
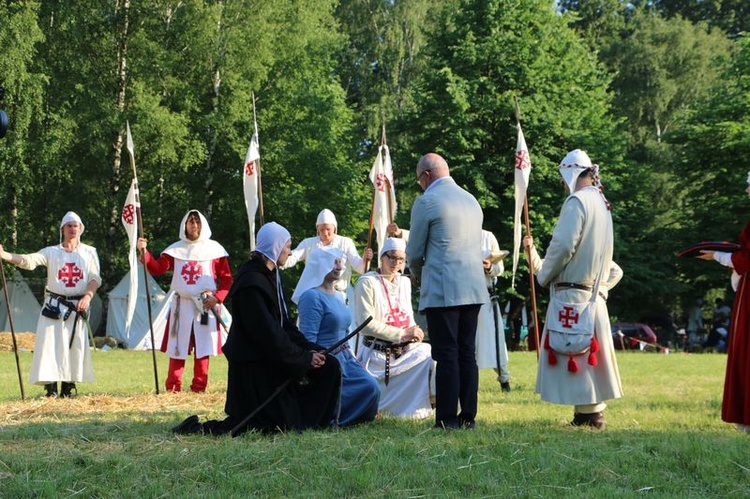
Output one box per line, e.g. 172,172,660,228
406,153,488,429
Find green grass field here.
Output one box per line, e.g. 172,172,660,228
0,349,747,498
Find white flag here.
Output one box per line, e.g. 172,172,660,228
512,123,531,288
121,179,140,334
369,144,397,252
243,126,260,249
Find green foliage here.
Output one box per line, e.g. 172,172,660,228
399,0,627,304
0,0,749,326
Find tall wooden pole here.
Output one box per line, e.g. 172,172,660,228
0,263,25,400
514,97,541,359
252,93,265,227
126,123,160,394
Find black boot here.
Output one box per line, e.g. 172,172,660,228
44,383,58,398
171,415,203,435
60,382,77,398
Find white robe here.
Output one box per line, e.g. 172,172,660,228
528,186,623,406
283,235,366,296
353,271,433,419
18,244,100,384
475,230,510,382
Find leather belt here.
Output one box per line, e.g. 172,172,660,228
554,282,606,301
363,336,408,386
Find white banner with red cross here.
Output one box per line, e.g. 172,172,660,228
121,179,140,334
243,128,260,250
369,144,397,252
512,123,531,288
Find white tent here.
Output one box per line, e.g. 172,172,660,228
107,266,170,350
0,270,41,333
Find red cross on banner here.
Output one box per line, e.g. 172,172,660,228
122,203,135,225
181,261,203,285
515,149,530,171
58,262,84,287
245,161,255,177
375,172,387,192
558,306,579,329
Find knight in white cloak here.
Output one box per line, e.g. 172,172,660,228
138,210,232,393
524,150,623,429
0,211,100,397
353,237,434,419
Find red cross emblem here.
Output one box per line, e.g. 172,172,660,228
245,160,255,177
515,149,530,170
558,306,579,329
181,261,203,285
58,262,84,288
375,173,387,192
122,203,135,225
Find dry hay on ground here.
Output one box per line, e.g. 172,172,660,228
0,332,36,352
0,333,121,352
1,391,226,425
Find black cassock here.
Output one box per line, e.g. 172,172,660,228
201,255,341,435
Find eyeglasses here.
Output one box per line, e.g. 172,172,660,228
384,253,405,264
415,169,432,185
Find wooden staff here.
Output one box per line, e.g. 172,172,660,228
126,122,160,394
514,97,541,359
0,262,25,400
381,124,394,225
365,190,376,274
252,92,265,227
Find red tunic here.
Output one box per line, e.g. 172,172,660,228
724,220,750,424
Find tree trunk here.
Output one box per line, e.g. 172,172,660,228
106,0,131,279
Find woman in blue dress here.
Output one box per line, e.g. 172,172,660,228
293,246,380,426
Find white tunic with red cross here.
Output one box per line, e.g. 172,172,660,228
160,240,229,360
17,243,100,384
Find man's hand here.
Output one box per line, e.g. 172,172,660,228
400,325,424,343
697,250,715,261
310,351,326,369
202,291,220,309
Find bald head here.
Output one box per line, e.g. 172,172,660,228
416,153,449,190
417,153,449,174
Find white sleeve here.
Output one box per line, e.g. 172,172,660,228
713,251,733,268
281,238,311,269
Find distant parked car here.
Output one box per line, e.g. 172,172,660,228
611,323,657,350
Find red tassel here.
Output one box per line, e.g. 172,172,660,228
548,349,557,366
590,337,600,354
567,356,578,372
545,333,558,365
588,351,598,366
588,337,599,366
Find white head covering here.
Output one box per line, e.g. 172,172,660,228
60,211,84,234
255,222,292,265
379,237,406,259
179,210,211,243
559,149,610,209
59,211,84,243
559,149,597,193
746,171,750,184
316,209,338,230
291,246,344,304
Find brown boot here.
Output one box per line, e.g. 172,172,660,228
571,411,605,430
